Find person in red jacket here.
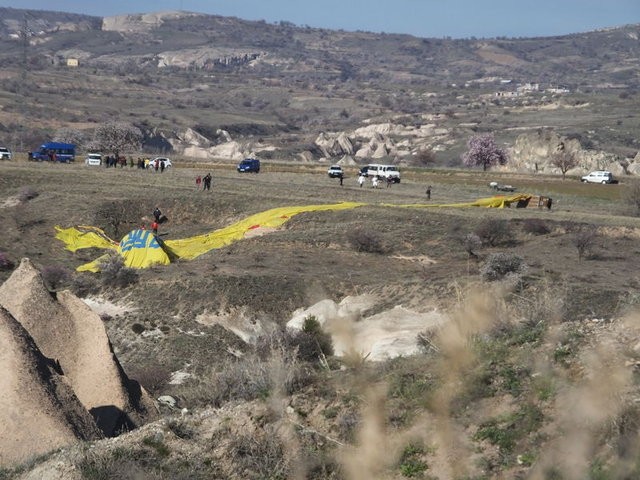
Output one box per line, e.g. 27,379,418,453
151,221,159,235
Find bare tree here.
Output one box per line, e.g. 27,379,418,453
572,226,597,260
414,147,437,167
551,149,578,180
93,122,142,159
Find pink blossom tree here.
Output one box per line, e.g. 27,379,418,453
462,134,509,171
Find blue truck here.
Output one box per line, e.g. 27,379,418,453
29,142,76,162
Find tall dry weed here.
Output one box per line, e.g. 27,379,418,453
340,384,401,480
530,344,632,479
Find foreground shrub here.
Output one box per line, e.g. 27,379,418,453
186,332,316,408
462,232,482,258
128,364,172,394
18,187,39,202
0,252,15,271
522,218,551,235
624,182,640,216
474,218,514,247
347,228,391,254
41,265,72,291
480,252,527,282
229,430,288,479
571,226,597,260
69,273,100,297
99,254,139,287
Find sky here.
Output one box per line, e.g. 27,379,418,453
2,0,640,39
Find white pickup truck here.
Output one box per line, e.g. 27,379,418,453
0,147,12,160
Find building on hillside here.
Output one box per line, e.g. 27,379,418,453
495,90,520,98
517,82,539,93
66,58,79,67
546,85,571,94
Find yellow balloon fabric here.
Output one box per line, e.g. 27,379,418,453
54,225,118,252
55,196,538,272
163,202,365,260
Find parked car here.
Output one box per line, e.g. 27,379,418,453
85,153,102,166
0,146,12,160
327,165,343,178
581,170,615,184
147,157,172,169
237,158,260,173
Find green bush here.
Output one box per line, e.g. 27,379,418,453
398,443,428,478
474,403,544,458
299,315,334,360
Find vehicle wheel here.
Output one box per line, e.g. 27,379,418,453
602,180,607,184
582,179,587,183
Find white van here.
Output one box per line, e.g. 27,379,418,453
361,164,401,183
85,153,102,166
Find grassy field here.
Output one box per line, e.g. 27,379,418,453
2,158,640,478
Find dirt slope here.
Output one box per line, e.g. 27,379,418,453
0,259,157,436
0,307,102,466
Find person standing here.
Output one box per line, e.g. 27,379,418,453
358,174,365,187
426,185,432,200
153,206,162,223
339,172,344,186
195,175,202,190
372,176,379,189
203,173,212,191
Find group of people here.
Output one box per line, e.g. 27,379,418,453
195,173,213,190
104,155,129,168
102,156,169,171
356,174,394,189
140,206,168,235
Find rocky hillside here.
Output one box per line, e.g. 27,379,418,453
0,8,638,169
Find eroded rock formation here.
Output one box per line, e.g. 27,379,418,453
0,259,157,443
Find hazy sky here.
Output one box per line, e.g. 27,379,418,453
3,0,639,38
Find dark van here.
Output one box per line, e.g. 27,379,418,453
237,158,260,173
29,142,76,163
